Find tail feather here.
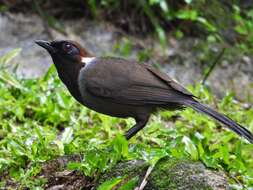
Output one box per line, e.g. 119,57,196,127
185,100,253,144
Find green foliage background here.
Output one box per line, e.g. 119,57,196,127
2,0,253,51
1,0,253,189
0,48,252,189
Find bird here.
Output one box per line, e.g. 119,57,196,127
35,40,253,143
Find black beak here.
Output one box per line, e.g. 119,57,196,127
35,40,56,54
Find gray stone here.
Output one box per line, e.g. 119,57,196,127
98,158,229,190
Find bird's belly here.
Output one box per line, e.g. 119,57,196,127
80,91,150,118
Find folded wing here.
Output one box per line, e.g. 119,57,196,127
79,57,194,106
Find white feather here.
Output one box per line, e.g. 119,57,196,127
81,57,96,66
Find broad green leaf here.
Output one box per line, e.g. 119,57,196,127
184,0,192,4
156,27,166,47
0,72,24,89
97,177,123,190
176,10,198,20
182,136,199,160
118,177,138,190
113,134,129,158
0,48,21,65
159,0,168,12
61,127,73,144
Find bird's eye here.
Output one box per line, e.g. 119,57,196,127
63,43,73,53
62,42,79,56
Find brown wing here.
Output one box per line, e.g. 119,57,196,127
143,64,193,97
87,84,189,105
79,57,194,106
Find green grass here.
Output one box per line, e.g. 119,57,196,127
0,49,253,189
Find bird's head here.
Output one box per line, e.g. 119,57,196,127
35,40,92,66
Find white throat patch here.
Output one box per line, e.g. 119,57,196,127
81,57,96,66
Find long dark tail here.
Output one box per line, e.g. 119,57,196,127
185,100,253,144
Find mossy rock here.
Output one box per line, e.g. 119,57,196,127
98,158,228,190
97,160,149,189
146,157,228,190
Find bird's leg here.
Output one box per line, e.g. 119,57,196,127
125,115,149,140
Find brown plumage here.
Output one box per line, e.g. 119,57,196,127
35,40,253,143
